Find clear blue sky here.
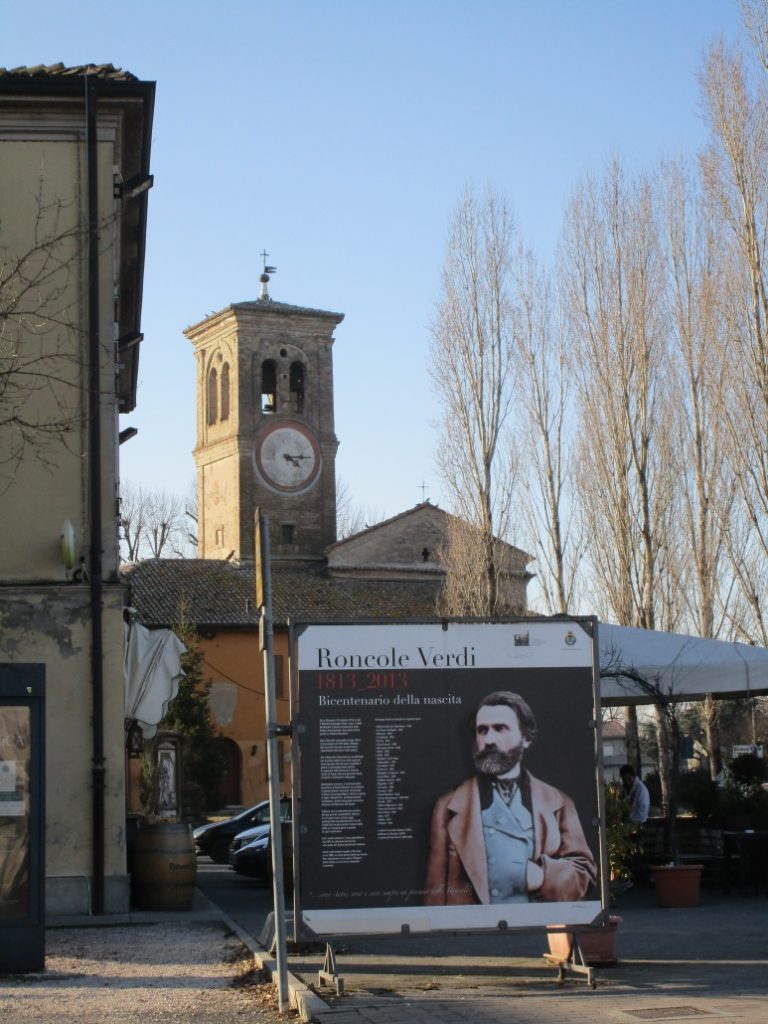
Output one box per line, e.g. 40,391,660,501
1,0,746,525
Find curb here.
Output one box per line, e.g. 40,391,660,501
200,895,330,1023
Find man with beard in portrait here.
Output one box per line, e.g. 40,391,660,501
424,691,596,905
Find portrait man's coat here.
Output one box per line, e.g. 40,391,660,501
424,771,596,904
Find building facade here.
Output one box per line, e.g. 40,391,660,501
0,65,154,914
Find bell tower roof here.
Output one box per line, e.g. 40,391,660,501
184,298,344,340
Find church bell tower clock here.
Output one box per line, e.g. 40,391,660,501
185,267,344,564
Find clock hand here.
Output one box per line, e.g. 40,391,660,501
282,452,310,466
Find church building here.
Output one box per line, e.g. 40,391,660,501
124,274,532,810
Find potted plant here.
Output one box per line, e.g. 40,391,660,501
602,665,703,907
546,914,622,967
605,782,637,890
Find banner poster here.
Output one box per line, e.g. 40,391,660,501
295,619,604,936
0,706,31,919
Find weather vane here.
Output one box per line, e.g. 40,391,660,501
259,250,277,300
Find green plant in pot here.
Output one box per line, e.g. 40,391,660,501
605,782,637,884
601,664,703,907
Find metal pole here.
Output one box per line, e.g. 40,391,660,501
258,513,289,1012
84,72,106,916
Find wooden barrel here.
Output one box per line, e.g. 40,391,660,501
131,823,197,911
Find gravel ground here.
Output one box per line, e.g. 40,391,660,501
0,921,295,1023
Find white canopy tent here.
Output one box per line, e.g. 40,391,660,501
598,623,768,706
124,620,186,738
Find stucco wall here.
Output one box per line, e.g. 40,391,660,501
198,628,292,807
0,135,121,582
0,108,136,915
0,586,129,913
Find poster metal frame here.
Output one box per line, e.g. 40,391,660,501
288,616,609,945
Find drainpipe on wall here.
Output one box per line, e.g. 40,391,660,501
84,73,106,916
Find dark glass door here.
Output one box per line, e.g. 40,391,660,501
0,664,45,972
0,705,31,917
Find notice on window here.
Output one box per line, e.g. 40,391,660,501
0,762,23,816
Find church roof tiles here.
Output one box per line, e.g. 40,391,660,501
0,64,139,81
122,559,442,629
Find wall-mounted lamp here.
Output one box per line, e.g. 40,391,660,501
119,426,138,445
127,721,144,758
116,172,154,200
250,744,258,757
61,519,76,573
117,331,143,354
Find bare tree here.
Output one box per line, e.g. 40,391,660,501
662,159,735,640
119,480,145,562
0,185,86,486
700,32,768,645
562,159,677,776
178,478,198,556
430,184,520,616
119,485,194,561
563,159,676,632
515,248,584,614
740,0,768,70
335,478,384,540
143,490,185,558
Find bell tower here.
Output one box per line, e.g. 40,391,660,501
185,270,344,564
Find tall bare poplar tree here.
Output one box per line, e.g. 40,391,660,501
662,159,734,640
515,249,583,614
700,31,768,645
431,184,519,617
563,159,677,790
563,159,676,632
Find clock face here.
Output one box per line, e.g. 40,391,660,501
254,421,321,493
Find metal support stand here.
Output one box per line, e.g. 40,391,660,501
551,936,596,989
317,943,344,995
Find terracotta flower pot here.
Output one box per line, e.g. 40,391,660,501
546,915,622,966
652,864,703,908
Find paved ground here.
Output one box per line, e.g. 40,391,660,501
1,883,766,1023
288,885,768,1023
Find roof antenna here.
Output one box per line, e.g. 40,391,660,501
259,249,277,301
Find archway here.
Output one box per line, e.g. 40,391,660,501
219,738,242,806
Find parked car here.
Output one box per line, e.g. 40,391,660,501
193,797,290,863
229,827,271,878
229,803,295,881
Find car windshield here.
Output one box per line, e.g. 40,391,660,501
245,806,270,826
238,799,290,828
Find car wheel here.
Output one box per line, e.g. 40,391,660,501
211,838,231,864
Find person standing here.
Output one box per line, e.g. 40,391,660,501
619,764,650,826
619,763,650,884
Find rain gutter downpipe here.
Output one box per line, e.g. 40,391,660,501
85,73,106,915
